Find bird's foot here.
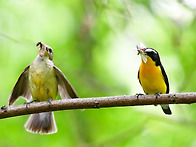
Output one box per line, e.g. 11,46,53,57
154,92,161,106
155,92,161,99
136,93,144,99
24,100,37,108
47,98,53,107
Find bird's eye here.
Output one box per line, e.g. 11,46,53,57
48,48,53,54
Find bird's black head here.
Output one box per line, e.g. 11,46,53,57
144,48,161,66
137,45,161,66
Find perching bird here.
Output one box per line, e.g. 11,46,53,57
137,43,171,115
8,42,78,134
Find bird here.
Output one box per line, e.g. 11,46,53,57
8,41,78,134
137,43,171,115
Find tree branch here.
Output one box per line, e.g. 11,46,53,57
1,92,196,119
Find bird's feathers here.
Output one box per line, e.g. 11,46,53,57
24,112,57,134
54,66,78,99
8,66,32,105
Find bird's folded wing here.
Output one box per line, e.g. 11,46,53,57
54,66,78,99
8,66,32,105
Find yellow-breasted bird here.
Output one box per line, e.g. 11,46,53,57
8,42,78,134
137,43,171,115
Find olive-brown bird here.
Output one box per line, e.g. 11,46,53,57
137,43,171,115
8,42,78,134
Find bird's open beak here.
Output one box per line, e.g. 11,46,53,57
137,42,147,63
137,42,146,55
36,42,46,57
137,46,145,55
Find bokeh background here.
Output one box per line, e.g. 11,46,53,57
0,0,196,146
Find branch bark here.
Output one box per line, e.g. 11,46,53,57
1,92,196,119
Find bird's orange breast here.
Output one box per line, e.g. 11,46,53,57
139,56,167,94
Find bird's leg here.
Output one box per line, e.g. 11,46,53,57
154,92,161,106
155,92,161,99
47,98,53,107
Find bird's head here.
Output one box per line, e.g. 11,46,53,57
137,42,160,65
36,41,53,60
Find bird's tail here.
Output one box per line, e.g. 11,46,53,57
24,112,57,134
161,104,172,115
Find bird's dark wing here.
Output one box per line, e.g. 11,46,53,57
54,66,78,99
160,64,169,93
8,66,31,105
138,68,141,85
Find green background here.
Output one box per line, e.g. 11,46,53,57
0,0,196,146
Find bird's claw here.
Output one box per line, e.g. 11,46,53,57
155,92,161,99
136,93,144,99
47,98,53,107
24,100,37,108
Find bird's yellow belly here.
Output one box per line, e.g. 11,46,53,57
29,67,58,102
139,64,167,94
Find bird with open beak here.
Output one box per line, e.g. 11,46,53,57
137,43,171,115
8,42,78,134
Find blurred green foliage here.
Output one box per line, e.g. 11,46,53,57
1,0,196,146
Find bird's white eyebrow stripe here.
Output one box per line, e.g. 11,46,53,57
145,48,157,54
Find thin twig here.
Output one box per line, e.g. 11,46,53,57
0,92,196,119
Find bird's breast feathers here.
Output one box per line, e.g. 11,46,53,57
139,57,167,94
29,59,58,101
